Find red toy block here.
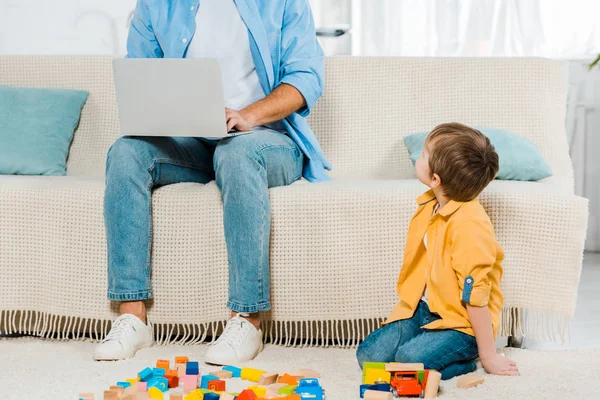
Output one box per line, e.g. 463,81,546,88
208,379,226,392
236,389,258,400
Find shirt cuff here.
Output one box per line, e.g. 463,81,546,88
461,275,491,307
280,73,318,118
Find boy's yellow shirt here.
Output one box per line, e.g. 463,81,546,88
385,190,504,338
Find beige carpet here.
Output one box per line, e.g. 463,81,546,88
1,338,599,400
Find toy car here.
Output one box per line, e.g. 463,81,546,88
296,378,324,400
390,370,430,397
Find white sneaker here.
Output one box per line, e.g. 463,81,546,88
204,314,264,365
93,314,153,361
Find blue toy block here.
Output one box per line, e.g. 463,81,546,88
116,381,131,389
296,378,323,400
147,377,169,392
200,374,219,389
371,382,391,392
186,361,200,376
360,384,371,398
153,368,166,377
138,367,154,382
223,365,242,378
204,394,220,400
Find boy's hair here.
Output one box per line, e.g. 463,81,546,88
426,123,499,202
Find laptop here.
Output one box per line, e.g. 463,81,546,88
113,58,247,138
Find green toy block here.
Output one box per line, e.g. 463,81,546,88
279,385,298,395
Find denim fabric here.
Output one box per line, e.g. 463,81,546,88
104,130,303,313
126,0,332,182
356,301,479,380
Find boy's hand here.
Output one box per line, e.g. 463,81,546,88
481,353,519,376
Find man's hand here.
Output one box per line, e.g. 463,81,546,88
225,108,257,133
481,353,519,376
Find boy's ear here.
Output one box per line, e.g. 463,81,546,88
430,172,442,189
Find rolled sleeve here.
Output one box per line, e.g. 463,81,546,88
126,0,163,59
279,0,325,117
451,220,496,307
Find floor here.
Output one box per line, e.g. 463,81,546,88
501,251,600,351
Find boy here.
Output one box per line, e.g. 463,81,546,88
356,123,519,379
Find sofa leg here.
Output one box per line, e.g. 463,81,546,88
507,335,524,348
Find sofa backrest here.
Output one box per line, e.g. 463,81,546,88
0,56,572,187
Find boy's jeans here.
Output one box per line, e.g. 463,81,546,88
357,301,479,380
104,130,303,313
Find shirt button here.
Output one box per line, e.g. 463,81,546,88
190,6,195,11
466,278,473,283
182,38,188,43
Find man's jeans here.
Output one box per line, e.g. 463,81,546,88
104,130,303,313
356,301,478,380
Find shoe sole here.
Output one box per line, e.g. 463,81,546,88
93,341,153,361
204,342,264,366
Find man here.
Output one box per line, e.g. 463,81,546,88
94,0,331,364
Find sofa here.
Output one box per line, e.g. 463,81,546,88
0,56,588,347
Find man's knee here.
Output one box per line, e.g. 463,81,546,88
213,136,264,176
106,137,153,176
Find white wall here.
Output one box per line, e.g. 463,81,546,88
0,0,135,55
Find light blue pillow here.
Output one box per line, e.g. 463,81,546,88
0,86,89,176
403,127,552,181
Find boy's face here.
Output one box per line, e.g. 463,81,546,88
416,142,441,190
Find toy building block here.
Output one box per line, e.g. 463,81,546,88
200,374,219,389
258,372,279,385
147,387,164,399
204,394,220,400
170,394,183,400
210,369,233,379
385,363,425,372
219,394,236,400
241,367,267,382
126,377,141,385
278,385,297,395
153,368,166,377
363,390,393,400
156,360,170,370
184,389,203,400
236,389,258,400
424,370,442,399
139,367,154,382
147,377,169,392
136,381,148,391
456,374,485,389
223,365,242,378
247,385,267,396
122,386,138,397
362,362,386,381
298,369,321,378
208,379,226,391
103,390,119,400
277,373,299,385
175,356,190,365
296,378,323,400
180,375,199,391
117,381,131,389
109,386,124,396
363,368,391,384
78,393,94,400
167,375,179,389
186,361,200,376
177,364,188,377
283,395,302,400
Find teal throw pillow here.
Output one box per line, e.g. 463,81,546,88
403,127,552,181
0,86,89,175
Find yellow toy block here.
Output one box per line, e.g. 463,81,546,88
125,377,141,385
241,367,267,382
364,368,391,384
184,390,204,400
148,387,164,399
247,385,267,396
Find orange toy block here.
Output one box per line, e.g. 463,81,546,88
258,372,279,385
277,373,299,385
208,379,226,391
236,389,258,400
78,394,95,400
170,394,183,400
210,369,234,379
103,390,119,400
109,386,124,396
156,359,170,370
175,356,189,365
